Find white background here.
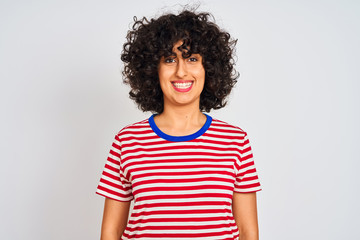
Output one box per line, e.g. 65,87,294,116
1,0,359,239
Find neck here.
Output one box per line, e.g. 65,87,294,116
160,101,203,125
153,101,207,136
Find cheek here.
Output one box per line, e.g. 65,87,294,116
158,66,173,80
158,70,172,93
195,68,206,82
158,68,166,85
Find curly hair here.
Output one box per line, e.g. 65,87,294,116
121,9,239,114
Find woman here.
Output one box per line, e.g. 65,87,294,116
96,9,261,240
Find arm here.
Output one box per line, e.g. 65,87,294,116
100,197,131,240
232,192,259,240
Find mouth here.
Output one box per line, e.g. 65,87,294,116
171,80,194,92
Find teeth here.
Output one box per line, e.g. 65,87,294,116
172,82,193,89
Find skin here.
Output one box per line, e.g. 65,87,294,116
100,40,259,240
232,192,259,240
154,40,207,135
100,198,130,240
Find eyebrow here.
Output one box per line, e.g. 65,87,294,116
163,52,201,58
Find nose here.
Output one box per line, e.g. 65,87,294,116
175,59,188,78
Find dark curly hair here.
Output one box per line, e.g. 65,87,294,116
121,9,239,114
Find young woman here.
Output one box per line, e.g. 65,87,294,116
96,9,262,240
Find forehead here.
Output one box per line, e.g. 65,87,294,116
172,40,184,49
164,39,201,58
171,41,187,56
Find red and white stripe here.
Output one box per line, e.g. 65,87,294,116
96,117,261,239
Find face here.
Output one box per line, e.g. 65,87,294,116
158,40,205,110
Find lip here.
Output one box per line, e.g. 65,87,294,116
171,80,194,92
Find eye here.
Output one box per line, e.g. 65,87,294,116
188,54,201,62
164,57,176,63
188,57,198,62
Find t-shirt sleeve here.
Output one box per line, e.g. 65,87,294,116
95,134,134,202
234,132,262,193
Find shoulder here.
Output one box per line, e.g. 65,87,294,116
115,117,151,137
210,116,248,136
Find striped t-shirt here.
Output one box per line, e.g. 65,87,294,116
96,113,261,240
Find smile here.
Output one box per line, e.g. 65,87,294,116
171,81,194,92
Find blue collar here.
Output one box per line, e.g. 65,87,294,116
148,113,212,142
